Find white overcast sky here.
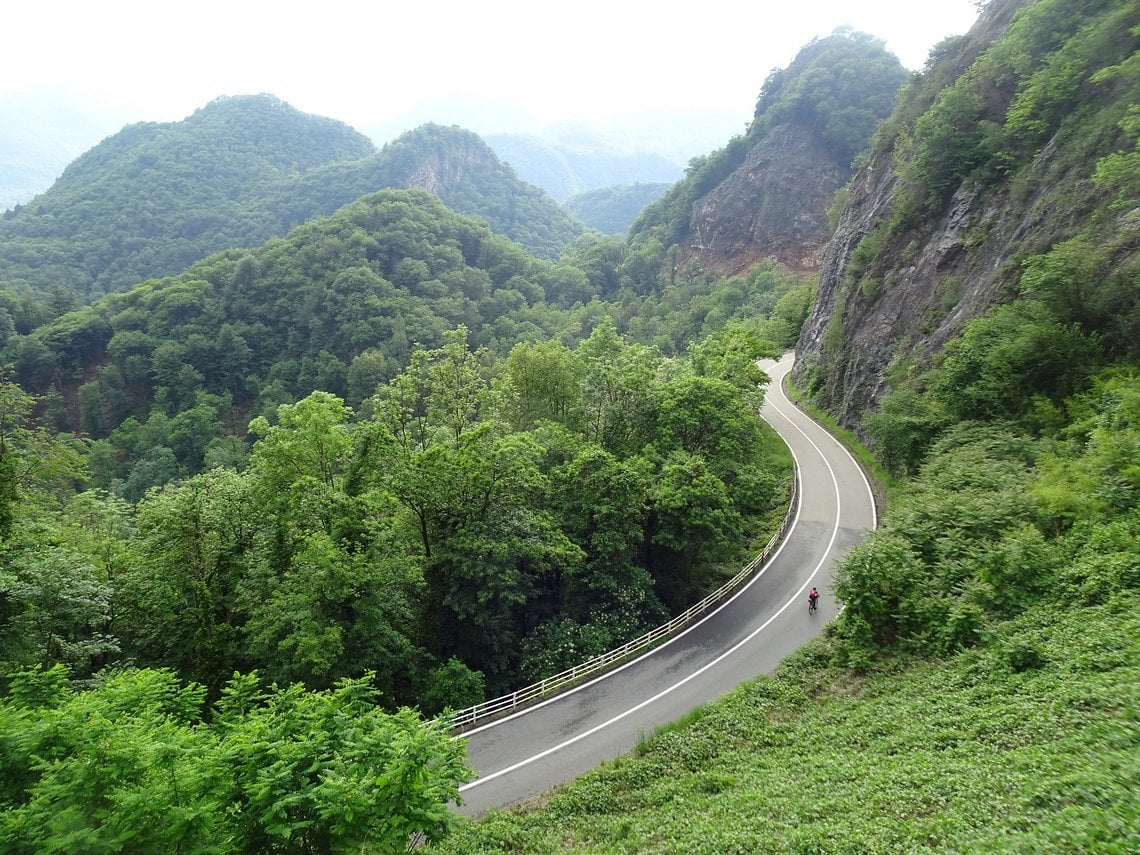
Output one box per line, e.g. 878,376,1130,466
4,0,982,131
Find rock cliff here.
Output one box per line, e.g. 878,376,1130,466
628,30,907,284
792,0,1137,434
683,122,846,276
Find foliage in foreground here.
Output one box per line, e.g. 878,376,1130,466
0,668,472,854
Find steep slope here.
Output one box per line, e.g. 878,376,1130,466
793,0,1140,435
685,122,846,273
0,103,582,306
628,31,907,277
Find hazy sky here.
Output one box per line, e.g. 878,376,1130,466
5,0,981,132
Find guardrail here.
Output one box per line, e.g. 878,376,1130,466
446,467,799,733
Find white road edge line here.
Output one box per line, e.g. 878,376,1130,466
460,355,850,792
769,358,878,531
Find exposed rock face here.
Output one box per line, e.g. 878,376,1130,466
394,127,521,197
790,0,1103,435
404,143,477,196
793,133,1089,434
682,123,846,277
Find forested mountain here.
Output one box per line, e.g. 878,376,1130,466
282,123,585,262
11,190,577,458
627,30,908,277
0,95,375,303
0,97,583,307
564,182,672,235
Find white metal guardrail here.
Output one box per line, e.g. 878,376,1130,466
446,467,799,732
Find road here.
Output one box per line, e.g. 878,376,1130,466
456,353,877,816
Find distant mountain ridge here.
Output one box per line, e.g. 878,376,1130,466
281,123,584,262
484,132,682,203
0,96,582,305
564,183,672,235
365,100,739,200
0,90,132,211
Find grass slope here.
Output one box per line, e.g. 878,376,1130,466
431,592,1138,852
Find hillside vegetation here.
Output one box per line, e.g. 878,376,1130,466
7,186,814,505
0,101,581,306
795,0,1139,431
0,95,374,303
564,183,672,236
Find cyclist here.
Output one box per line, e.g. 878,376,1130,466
808,587,819,614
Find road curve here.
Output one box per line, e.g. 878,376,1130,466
456,353,877,816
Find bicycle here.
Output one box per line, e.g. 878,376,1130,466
808,596,818,615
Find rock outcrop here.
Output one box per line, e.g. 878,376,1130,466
792,0,1134,435
683,122,846,276
628,30,907,285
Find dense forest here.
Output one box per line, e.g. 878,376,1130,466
3,0,1136,849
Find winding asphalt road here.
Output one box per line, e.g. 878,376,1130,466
456,353,877,816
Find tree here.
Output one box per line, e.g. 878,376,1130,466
578,318,662,455
930,301,1101,423
560,233,626,299
0,547,119,677
422,326,486,447
241,529,425,700
0,374,88,529
865,387,951,477
653,374,765,482
648,451,742,609
0,666,473,853
687,320,775,406
248,391,356,537
547,443,665,640
118,467,256,690
495,339,585,432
